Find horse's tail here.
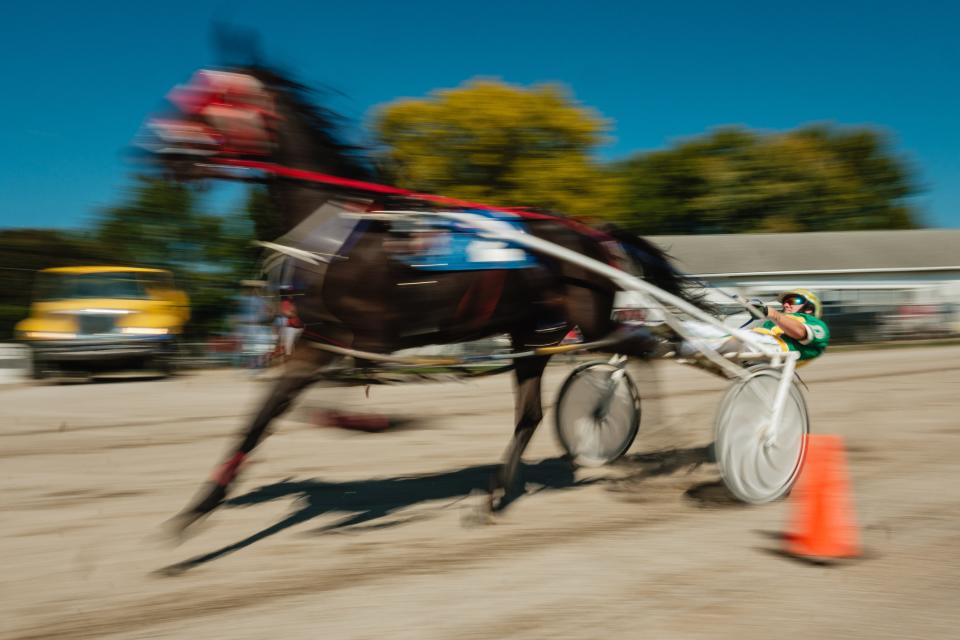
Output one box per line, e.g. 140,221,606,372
602,225,715,313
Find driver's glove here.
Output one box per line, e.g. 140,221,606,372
748,298,768,317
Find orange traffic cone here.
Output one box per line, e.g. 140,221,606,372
784,434,860,561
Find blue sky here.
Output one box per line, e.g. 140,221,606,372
1,0,957,230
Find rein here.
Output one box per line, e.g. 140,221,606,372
212,158,614,242
214,158,554,218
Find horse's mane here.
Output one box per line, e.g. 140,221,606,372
242,65,377,183
602,224,715,312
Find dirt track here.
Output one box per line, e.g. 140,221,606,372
2,345,960,639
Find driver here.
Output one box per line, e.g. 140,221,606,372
748,288,830,362
676,288,830,363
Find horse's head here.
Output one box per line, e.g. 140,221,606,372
142,65,373,188
139,68,281,180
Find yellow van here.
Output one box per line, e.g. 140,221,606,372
15,266,189,378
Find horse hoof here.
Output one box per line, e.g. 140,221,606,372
489,485,523,513
161,508,211,542
460,507,495,528
156,516,192,546
460,496,499,527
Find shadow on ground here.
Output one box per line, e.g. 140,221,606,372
607,445,736,504
158,446,721,576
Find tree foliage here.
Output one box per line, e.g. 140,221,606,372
93,176,259,338
372,83,917,234
0,177,272,339
0,229,114,337
612,126,918,234
372,79,624,218
97,176,220,271
245,186,285,242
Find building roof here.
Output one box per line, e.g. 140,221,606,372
648,229,960,276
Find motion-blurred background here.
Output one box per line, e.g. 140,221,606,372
2,1,958,370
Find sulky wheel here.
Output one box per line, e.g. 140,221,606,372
554,360,641,467
714,367,809,504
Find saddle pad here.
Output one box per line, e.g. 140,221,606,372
396,209,539,272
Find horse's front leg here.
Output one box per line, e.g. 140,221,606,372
170,344,335,532
490,353,550,511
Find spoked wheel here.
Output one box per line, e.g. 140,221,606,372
554,359,641,467
714,367,809,504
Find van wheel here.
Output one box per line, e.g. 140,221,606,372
30,350,49,380
155,339,180,377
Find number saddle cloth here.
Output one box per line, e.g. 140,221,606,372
389,209,539,272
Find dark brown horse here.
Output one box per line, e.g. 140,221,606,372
142,65,703,531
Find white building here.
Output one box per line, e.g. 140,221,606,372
650,229,960,341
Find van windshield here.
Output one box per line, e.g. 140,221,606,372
36,272,149,300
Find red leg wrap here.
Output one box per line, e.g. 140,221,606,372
211,452,247,487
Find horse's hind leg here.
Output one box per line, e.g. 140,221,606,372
490,352,550,511
172,343,335,531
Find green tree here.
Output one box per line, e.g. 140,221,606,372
94,176,259,337
2,178,275,341
97,176,216,271
372,79,626,219
0,229,114,338
614,126,918,234
245,186,285,242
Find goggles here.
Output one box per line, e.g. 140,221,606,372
781,295,808,307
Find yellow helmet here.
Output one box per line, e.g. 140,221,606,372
779,288,822,318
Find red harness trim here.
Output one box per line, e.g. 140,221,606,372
216,158,562,220
216,158,623,276
455,270,507,327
